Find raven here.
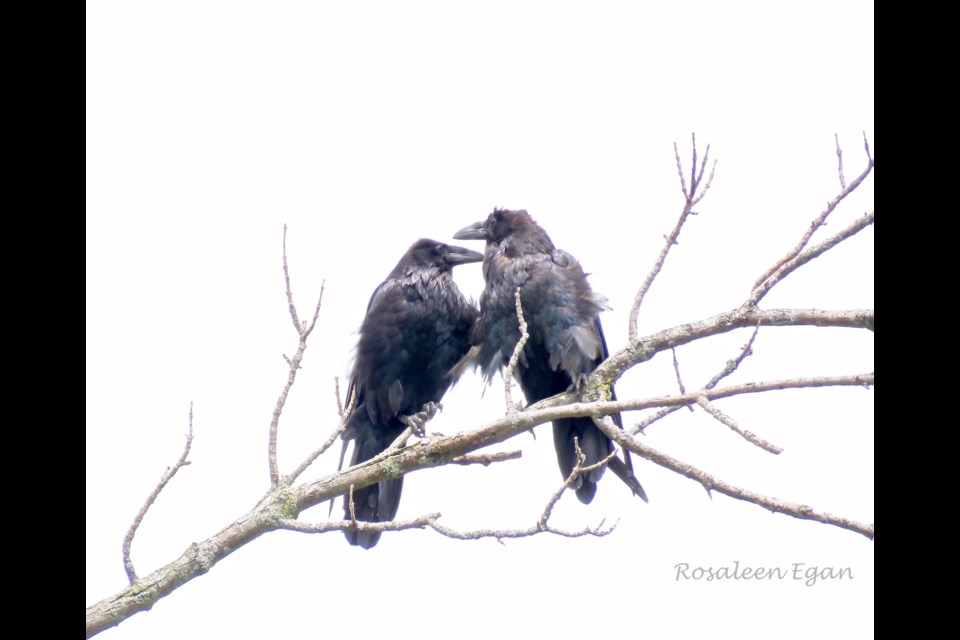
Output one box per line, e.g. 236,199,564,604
454,209,647,504
340,239,482,548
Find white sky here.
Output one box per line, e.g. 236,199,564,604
87,2,874,638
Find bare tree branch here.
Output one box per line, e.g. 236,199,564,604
753,142,874,291
90,301,871,636
89,365,873,635
121,402,195,584
88,140,872,638
270,226,326,485
598,307,872,386
629,136,716,341
527,373,874,422
594,418,873,539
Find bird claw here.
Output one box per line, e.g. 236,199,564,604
400,414,426,437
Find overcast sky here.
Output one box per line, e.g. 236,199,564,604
87,2,874,638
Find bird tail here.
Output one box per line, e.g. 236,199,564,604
326,436,353,518
553,416,648,504
608,453,648,503
341,411,406,549
604,382,648,501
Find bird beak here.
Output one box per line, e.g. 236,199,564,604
453,221,487,241
442,244,484,265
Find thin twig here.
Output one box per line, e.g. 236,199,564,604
578,443,622,478
633,406,684,433
503,288,529,412
282,225,301,333
122,403,195,583
753,140,873,290
691,156,718,207
835,133,846,190
347,485,357,523
689,133,698,198
671,347,686,395
334,376,344,417
703,326,760,390
749,211,874,306
695,396,783,454
539,437,588,528
281,386,357,487
304,282,325,337
675,143,688,196
671,347,693,412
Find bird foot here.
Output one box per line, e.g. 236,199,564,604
401,401,443,437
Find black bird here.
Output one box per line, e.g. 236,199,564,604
339,239,482,548
454,209,647,504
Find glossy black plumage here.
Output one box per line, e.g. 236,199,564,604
340,239,482,548
454,209,647,504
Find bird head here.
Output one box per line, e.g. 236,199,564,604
453,208,533,243
454,208,554,256
405,239,484,272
